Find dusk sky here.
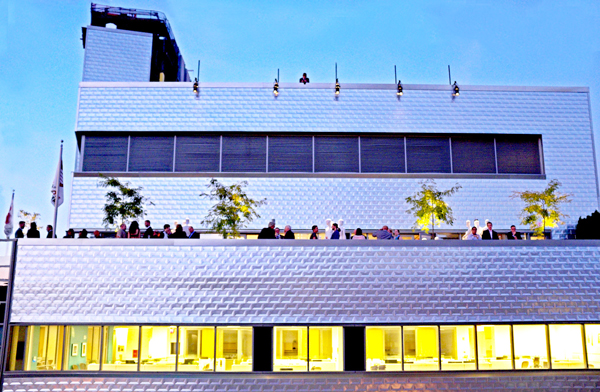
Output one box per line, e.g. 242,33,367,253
1,0,599,235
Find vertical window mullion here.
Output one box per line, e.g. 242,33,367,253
219,136,223,172
213,326,217,372
510,325,516,370
400,325,404,372
538,138,545,175
449,137,453,174
174,326,179,372
126,136,131,172
172,136,177,173
358,136,361,173
137,326,141,372
59,325,66,371
582,324,589,369
437,326,441,371
79,135,86,172
404,136,408,173
545,324,552,370
473,324,479,370
312,136,315,173
98,326,104,371
493,138,499,174
266,136,269,173
307,326,310,372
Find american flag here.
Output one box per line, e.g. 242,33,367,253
51,156,64,207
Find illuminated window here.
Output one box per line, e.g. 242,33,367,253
476,325,513,370
102,326,140,371
6,326,27,371
178,326,215,371
366,327,402,371
440,325,476,370
403,326,439,371
64,326,101,371
513,325,549,369
585,324,600,369
216,326,252,372
274,327,308,371
140,326,177,371
309,326,343,371
25,325,64,371
549,324,585,369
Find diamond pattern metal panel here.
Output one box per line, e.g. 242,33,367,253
11,241,600,324
4,375,600,391
82,27,152,82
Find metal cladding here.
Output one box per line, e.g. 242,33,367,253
11,240,600,324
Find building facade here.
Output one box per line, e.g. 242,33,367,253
3,5,600,391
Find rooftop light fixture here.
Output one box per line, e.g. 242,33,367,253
335,79,340,96
452,81,460,97
193,78,199,94
273,79,279,97
397,81,403,96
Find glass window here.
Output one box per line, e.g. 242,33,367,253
64,326,101,371
140,326,177,371
102,326,139,371
513,325,549,369
274,327,308,372
440,325,476,370
366,327,402,371
178,326,215,371
585,324,600,369
549,324,585,369
477,325,513,370
216,326,252,372
308,326,343,371
6,326,27,371
25,325,64,371
403,326,439,371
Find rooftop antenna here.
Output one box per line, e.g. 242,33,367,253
448,65,452,86
395,65,397,85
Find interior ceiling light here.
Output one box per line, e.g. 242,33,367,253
335,79,340,95
397,81,403,96
273,79,279,96
452,81,460,97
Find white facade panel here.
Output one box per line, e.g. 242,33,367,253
11,240,600,324
82,27,153,82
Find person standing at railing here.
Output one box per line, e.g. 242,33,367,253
46,225,53,239
26,222,40,238
482,221,499,240
15,221,25,239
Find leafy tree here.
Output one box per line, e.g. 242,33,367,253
99,176,152,227
18,210,41,230
405,180,461,236
576,210,600,239
511,179,572,237
200,178,266,239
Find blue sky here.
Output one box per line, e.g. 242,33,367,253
1,0,600,235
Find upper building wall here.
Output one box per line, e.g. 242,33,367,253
82,27,153,82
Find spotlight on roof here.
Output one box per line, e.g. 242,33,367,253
452,81,460,97
273,79,279,97
335,79,340,96
193,78,199,94
397,80,403,96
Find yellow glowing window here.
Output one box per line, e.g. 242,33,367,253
308,327,344,371
24,325,64,371
215,326,252,372
366,327,402,371
549,324,585,369
102,326,140,371
476,325,513,370
6,326,27,371
178,326,215,371
440,325,476,371
274,327,308,371
403,326,439,371
585,324,600,369
513,325,549,369
63,326,101,371
140,326,177,371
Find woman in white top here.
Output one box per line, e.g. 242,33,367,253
352,228,366,240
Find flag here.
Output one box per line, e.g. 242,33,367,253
51,156,64,207
4,192,14,238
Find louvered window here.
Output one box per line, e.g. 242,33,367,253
128,136,174,172
222,136,267,172
496,136,541,174
314,137,359,173
268,136,313,172
451,137,496,174
406,137,451,173
82,136,128,172
175,136,220,172
360,137,405,173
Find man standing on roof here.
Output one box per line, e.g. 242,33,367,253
299,73,309,84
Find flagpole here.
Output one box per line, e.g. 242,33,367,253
52,140,63,239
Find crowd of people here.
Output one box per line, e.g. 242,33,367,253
14,219,525,240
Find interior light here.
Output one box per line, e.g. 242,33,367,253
273,79,279,96
452,81,460,97
193,78,199,94
335,79,340,95
397,81,403,96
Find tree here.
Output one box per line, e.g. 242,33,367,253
576,210,600,239
18,210,41,230
99,176,152,227
511,179,572,238
405,180,461,236
200,178,266,239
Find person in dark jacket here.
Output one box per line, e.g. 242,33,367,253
15,221,25,238
330,223,340,239
258,222,276,239
507,225,523,240
482,221,499,240
26,222,40,238
64,228,75,238
299,73,310,84
46,225,54,238
188,226,200,238
310,225,319,239
142,220,154,238
283,225,295,239
171,224,187,238
78,229,89,239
